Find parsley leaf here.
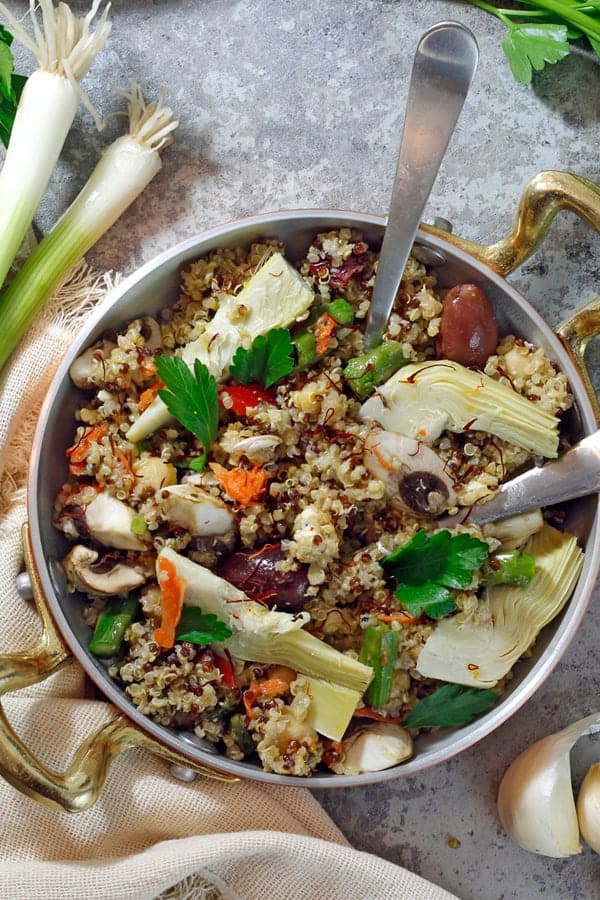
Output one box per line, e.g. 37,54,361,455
465,2,595,84
230,328,294,388
175,605,232,645
0,27,25,149
502,24,570,84
382,530,489,619
154,355,219,472
404,683,498,729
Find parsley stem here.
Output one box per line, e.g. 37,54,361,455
518,0,600,38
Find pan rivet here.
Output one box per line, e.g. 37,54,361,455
169,764,198,783
15,571,33,601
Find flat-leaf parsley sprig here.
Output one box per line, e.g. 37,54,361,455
382,529,489,619
464,0,600,84
404,682,498,728
175,605,232,645
154,354,219,472
230,327,294,388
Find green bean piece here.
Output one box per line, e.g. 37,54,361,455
484,550,536,587
359,625,399,708
88,594,138,658
325,298,355,325
294,330,319,370
343,341,408,399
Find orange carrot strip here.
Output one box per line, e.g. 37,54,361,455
138,378,164,412
154,555,187,650
315,311,338,356
141,356,158,377
377,612,421,626
66,423,109,475
210,462,271,507
243,666,296,719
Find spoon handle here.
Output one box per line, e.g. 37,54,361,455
363,22,479,349
458,429,600,526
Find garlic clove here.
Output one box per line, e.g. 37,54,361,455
577,762,600,854
498,712,600,857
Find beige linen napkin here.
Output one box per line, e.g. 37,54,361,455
0,267,458,900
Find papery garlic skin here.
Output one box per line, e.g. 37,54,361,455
497,713,600,857
577,762,600,854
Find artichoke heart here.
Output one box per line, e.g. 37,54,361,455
126,252,314,441
226,629,373,695
415,525,583,689
360,359,560,458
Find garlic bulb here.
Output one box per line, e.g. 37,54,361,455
497,712,600,857
577,762,600,854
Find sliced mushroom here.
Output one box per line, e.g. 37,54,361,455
160,484,236,536
69,340,117,389
85,493,148,551
364,428,456,517
62,545,146,595
334,722,413,775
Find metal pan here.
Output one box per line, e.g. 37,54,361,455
2,170,600,808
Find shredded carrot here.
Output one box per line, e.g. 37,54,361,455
141,356,157,377
138,378,164,411
377,612,421,626
210,462,272,507
66,423,108,476
315,311,338,355
243,666,296,719
154,556,187,649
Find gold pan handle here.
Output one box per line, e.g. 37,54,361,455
0,525,236,812
421,170,600,276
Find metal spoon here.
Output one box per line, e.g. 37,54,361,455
363,22,479,349
442,429,600,526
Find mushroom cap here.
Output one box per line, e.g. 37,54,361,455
62,544,146,595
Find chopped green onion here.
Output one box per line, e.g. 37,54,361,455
359,625,399,708
130,514,147,536
0,82,177,372
0,0,111,291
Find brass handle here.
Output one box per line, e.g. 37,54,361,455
0,525,237,812
557,296,600,427
421,171,600,276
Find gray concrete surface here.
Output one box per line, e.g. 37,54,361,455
11,0,600,897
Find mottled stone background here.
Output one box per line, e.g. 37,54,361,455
11,1,600,897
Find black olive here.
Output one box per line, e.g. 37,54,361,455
217,543,309,612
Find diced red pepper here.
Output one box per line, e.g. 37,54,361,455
214,649,236,688
220,383,276,416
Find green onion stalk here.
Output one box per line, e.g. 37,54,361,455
0,0,111,292
0,82,178,372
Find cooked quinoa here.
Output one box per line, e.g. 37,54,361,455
54,229,575,777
